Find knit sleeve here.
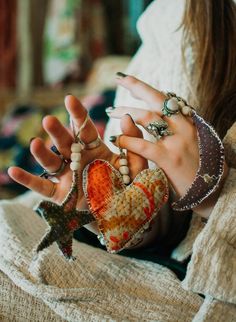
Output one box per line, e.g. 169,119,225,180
104,0,187,153
181,122,236,301
182,167,236,304
192,296,236,322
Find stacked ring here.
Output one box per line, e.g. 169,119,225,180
162,92,193,117
145,119,173,140
83,137,101,150
40,146,68,179
48,182,57,198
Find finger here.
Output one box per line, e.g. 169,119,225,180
107,106,158,125
30,137,65,174
107,106,193,137
8,166,57,197
120,114,148,173
116,75,166,112
108,107,177,141
107,106,170,133
111,134,164,165
64,95,99,144
115,75,193,124
43,115,73,159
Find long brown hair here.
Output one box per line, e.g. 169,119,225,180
182,0,236,138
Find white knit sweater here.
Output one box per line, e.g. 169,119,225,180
0,1,236,321
105,0,192,150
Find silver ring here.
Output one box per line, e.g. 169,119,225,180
97,233,106,246
145,119,173,140
48,181,56,198
83,137,101,150
40,157,67,178
162,92,194,117
162,96,180,117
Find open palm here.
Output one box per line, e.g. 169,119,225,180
8,95,147,211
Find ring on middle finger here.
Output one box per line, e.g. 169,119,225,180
145,119,173,140
82,136,101,150
40,156,68,179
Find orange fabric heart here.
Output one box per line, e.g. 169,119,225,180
83,160,169,253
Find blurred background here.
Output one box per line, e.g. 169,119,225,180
0,0,153,198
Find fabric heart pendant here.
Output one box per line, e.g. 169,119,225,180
83,159,169,253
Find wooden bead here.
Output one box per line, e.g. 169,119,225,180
71,152,81,162
70,161,80,171
71,143,82,153
119,166,129,175
123,175,130,184
119,158,128,166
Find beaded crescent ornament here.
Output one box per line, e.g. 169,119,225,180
35,115,169,259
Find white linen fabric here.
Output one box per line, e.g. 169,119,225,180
0,200,202,321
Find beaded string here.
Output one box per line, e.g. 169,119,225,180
118,148,131,185
116,134,131,185
35,113,95,260
69,114,89,171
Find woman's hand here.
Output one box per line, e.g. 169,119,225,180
108,75,228,218
8,95,147,213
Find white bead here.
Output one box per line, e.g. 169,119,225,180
119,158,128,166
119,166,129,175
178,100,186,108
70,161,80,171
167,98,179,111
181,105,192,116
71,152,81,162
123,175,130,184
71,143,82,153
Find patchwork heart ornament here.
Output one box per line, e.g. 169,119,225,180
83,159,169,253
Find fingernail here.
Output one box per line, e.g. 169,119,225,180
105,106,115,114
116,72,127,79
109,135,118,143
29,137,36,143
125,113,135,124
50,145,61,156
65,93,72,97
